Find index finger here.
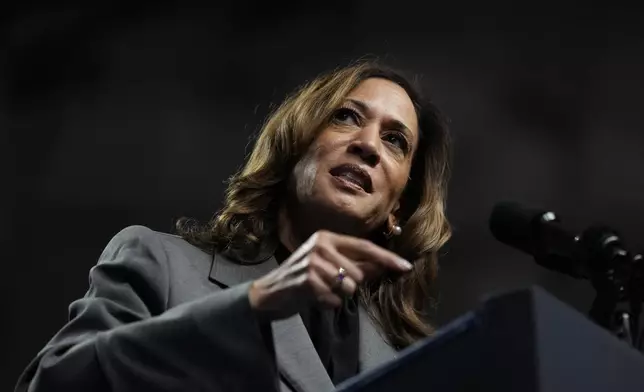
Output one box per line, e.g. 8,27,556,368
330,233,413,271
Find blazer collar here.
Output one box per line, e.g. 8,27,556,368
208,251,397,392
208,252,277,287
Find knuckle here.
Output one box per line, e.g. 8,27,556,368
310,241,324,254
305,253,322,269
313,229,332,243
310,239,331,256
298,273,315,291
344,278,357,292
356,237,374,249
301,254,313,268
304,273,315,286
293,273,307,285
316,229,331,237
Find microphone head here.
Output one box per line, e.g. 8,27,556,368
489,201,589,279
489,202,549,255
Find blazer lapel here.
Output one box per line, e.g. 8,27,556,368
273,316,335,392
208,252,334,392
358,305,398,372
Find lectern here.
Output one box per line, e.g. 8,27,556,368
337,286,644,392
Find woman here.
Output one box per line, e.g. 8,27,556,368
16,60,451,392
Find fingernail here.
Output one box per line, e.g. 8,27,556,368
398,258,413,270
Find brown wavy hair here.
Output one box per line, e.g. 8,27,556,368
178,60,452,349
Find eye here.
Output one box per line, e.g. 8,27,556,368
383,132,410,153
332,107,361,126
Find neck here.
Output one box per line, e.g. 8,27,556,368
278,206,300,253
278,202,382,255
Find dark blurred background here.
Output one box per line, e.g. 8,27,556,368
4,2,644,389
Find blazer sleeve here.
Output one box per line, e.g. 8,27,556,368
15,225,279,392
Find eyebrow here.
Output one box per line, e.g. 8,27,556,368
345,98,414,138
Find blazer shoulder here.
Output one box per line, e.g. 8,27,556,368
100,225,171,264
105,225,214,266
154,228,211,257
108,224,187,247
111,224,160,242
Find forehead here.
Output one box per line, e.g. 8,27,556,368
345,78,419,137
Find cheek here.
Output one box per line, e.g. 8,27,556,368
291,138,342,197
316,129,350,156
292,150,321,198
388,184,406,210
382,168,410,206
384,162,410,192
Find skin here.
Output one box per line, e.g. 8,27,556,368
281,77,420,249
249,78,420,322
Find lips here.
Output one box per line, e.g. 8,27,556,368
329,163,373,193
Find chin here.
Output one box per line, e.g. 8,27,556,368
299,176,376,231
319,188,370,221
301,190,376,237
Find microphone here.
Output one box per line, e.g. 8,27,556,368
489,202,595,279
490,201,644,345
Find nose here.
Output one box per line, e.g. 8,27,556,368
347,124,381,167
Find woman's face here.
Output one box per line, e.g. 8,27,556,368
291,77,420,236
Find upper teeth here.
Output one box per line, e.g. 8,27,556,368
340,172,364,187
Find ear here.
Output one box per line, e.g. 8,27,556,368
388,201,401,227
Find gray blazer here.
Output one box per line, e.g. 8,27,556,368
16,225,398,392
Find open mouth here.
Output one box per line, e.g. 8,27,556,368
329,163,373,193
